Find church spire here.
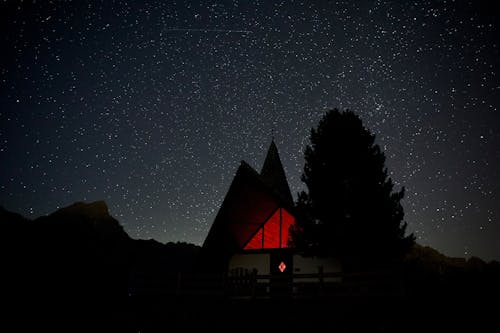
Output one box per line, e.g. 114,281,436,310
260,140,294,206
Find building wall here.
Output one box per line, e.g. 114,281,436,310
293,255,342,283
228,253,270,276
227,252,342,283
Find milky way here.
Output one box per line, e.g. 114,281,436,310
1,1,499,260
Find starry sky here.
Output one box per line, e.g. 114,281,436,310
1,0,499,261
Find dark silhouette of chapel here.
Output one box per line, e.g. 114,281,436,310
201,140,297,272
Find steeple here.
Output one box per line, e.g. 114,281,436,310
260,140,294,206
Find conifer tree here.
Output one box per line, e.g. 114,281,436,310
291,109,415,270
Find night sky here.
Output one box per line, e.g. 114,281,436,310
1,1,499,261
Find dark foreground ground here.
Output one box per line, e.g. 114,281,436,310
5,287,495,333
130,292,496,333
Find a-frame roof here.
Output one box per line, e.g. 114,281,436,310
260,141,294,207
202,141,294,257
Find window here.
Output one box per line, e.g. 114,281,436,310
244,208,295,250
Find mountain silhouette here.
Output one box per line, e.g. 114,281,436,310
0,201,199,333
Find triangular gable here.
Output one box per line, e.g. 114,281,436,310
202,162,282,253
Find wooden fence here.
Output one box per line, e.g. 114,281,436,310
129,269,405,299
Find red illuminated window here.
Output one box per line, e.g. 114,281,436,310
280,209,294,248
244,227,263,249
243,208,295,250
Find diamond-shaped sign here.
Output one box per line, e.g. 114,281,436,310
278,261,286,273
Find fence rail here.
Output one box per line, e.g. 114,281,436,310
130,269,405,299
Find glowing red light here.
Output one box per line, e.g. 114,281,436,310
243,208,296,250
278,261,286,273
244,228,263,250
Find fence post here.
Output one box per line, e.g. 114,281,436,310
251,268,257,299
318,266,324,295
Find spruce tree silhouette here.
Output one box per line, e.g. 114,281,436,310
291,109,415,271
